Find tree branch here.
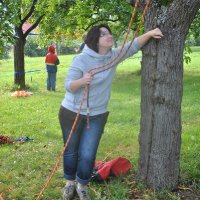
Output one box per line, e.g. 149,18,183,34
24,15,44,38
21,0,37,24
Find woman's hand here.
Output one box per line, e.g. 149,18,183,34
150,28,164,39
69,72,93,92
138,27,164,47
81,72,93,85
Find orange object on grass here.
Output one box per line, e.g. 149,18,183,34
11,90,32,97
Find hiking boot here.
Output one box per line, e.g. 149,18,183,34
63,182,75,200
76,185,91,200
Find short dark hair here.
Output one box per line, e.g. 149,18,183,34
85,24,112,53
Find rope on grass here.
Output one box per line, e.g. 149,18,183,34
36,0,151,199
14,69,42,82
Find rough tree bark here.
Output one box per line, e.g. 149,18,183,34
14,0,43,89
137,0,200,189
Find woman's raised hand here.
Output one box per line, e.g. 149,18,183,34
150,28,164,39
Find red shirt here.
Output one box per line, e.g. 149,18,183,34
45,53,58,64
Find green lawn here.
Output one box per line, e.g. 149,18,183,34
0,47,199,199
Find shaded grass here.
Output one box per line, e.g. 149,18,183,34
0,48,200,199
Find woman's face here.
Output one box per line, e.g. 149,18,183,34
98,27,113,50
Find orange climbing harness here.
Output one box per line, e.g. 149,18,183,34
36,0,151,199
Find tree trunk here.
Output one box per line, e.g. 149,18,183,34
138,0,200,189
14,30,26,89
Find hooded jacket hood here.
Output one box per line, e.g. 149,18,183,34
48,45,56,54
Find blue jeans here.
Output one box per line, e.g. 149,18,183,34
47,72,56,91
58,106,109,185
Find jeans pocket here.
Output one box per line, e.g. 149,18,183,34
59,106,82,129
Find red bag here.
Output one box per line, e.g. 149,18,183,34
92,157,132,181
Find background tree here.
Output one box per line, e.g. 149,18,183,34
190,9,200,44
0,0,19,55
13,0,45,88
3,0,72,88
38,0,138,48
187,9,200,46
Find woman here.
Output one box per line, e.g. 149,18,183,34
59,24,163,200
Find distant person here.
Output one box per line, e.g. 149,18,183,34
45,45,60,91
75,34,86,53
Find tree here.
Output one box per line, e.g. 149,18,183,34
13,0,44,88
126,0,200,189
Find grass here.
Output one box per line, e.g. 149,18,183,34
0,47,200,199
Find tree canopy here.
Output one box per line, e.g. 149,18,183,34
1,0,199,56
36,0,141,47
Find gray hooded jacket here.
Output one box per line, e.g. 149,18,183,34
61,38,140,116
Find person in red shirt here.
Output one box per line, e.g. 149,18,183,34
45,45,60,91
